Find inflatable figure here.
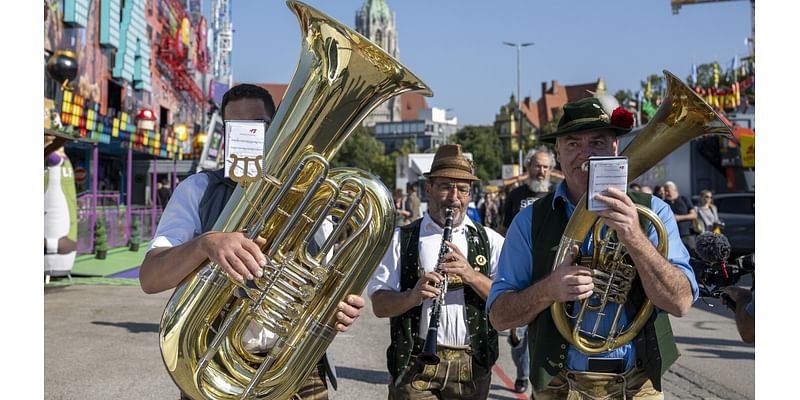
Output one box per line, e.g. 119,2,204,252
44,147,77,279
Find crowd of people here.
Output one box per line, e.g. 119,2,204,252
141,85,752,400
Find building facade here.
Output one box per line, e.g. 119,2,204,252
356,0,403,126
44,0,211,256
494,94,537,166
375,107,458,153
493,78,607,163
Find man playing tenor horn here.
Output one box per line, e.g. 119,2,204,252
487,97,698,399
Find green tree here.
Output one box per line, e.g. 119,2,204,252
332,125,396,187
397,138,419,155
641,74,665,101
451,125,502,182
128,217,141,251
692,63,718,88
94,218,108,259
377,138,421,188
614,89,634,106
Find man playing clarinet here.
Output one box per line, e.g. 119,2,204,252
368,144,505,399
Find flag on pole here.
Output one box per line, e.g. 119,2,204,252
636,90,643,125
691,64,697,86
645,80,651,100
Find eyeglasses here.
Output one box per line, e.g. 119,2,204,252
435,183,471,195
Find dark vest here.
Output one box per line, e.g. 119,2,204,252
386,218,499,384
198,169,237,233
527,191,678,392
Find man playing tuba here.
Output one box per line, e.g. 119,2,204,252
140,84,365,400
486,97,698,399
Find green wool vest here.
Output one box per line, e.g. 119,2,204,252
528,191,679,392
386,218,499,384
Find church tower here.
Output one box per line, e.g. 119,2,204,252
356,0,402,126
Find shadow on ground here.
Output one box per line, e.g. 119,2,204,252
489,382,525,399
91,321,160,333
336,366,391,385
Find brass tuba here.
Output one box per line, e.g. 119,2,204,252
549,70,732,354
158,1,432,399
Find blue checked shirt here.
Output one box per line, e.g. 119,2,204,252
486,181,698,372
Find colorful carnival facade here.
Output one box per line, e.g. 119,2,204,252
44,0,213,273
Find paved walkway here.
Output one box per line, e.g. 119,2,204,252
46,246,145,288
44,284,753,400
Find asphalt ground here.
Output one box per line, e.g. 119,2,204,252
44,282,753,400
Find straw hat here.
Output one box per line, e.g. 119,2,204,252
424,144,479,181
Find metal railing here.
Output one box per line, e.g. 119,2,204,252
75,192,162,255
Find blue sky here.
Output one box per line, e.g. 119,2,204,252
205,0,752,126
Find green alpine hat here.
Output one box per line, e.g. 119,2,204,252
539,97,634,143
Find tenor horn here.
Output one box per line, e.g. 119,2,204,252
549,70,732,354
158,1,432,399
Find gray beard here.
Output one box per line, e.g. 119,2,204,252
527,178,551,193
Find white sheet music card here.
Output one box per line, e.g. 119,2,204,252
587,156,628,212
224,120,267,180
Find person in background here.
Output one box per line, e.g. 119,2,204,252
496,146,556,393
653,185,666,200
695,189,723,233
405,182,422,223
479,186,501,230
157,180,172,208
723,285,755,343
629,182,642,192
394,188,411,226
496,189,506,222
640,185,653,194
663,181,698,254
498,146,556,236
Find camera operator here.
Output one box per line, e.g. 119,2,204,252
694,233,754,343
723,286,754,343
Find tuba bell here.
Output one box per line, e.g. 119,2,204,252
158,1,432,399
549,70,733,354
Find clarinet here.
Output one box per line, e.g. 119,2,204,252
418,207,454,365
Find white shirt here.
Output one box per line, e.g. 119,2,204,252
149,173,207,251
368,212,504,346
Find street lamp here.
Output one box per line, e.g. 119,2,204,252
503,41,534,176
